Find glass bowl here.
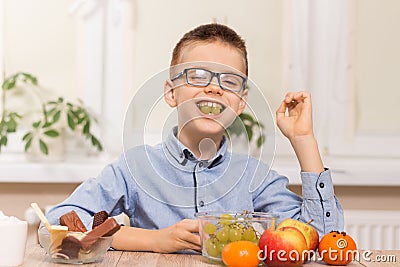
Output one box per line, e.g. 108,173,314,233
38,226,113,264
195,211,278,261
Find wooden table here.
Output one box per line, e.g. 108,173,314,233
22,244,399,266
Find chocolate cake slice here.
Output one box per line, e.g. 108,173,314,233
92,210,109,229
60,210,87,232
59,235,82,259
81,217,120,249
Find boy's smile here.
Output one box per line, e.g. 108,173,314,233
196,100,225,116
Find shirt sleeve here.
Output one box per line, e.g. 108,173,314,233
253,168,344,238
300,168,344,236
45,156,136,230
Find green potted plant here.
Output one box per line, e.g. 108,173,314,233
227,112,265,149
0,72,102,157
226,83,266,151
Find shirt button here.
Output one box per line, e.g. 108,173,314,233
199,201,204,207
199,162,203,167
319,182,325,188
179,153,183,158
326,212,331,217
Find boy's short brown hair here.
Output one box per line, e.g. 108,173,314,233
171,23,248,75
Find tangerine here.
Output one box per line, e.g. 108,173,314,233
318,231,357,265
221,240,260,267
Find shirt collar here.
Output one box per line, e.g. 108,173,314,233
163,126,227,170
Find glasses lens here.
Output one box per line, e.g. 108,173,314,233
220,74,244,92
186,69,211,85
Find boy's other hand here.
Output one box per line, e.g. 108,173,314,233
152,219,201,253
276,91,324,173
276,91,314,141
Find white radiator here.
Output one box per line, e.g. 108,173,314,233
344,210,400,250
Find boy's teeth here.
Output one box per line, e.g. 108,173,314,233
198,101,223,115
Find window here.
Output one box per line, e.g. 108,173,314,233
280,0,400,185
327,0,400,157
0,0,132,156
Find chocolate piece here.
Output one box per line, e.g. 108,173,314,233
60,210,87,232
59,236,82,259
81,218,120,249
92,211,109,229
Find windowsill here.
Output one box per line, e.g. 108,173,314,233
0,153,112,183
0,152,399,186
272,155,400,186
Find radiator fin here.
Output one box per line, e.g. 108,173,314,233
344,210,400,250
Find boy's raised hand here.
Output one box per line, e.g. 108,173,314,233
276,91,324,173
276,91,314,140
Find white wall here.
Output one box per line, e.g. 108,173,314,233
3,0,79,100
352,0,400,133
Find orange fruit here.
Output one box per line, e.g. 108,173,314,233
318,231,357,265
221,240,260,267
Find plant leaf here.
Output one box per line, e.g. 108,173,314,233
239,113,255,123
91,135,103,151
83,121,90,134
11,112,22,119
6,119,17,132
245,125,253,141
7,79,16,90
39,139,49,155
24,137,33,152
257,134,265,148
32,121,41,128
21,72,38,85
46,107,57,116
67,112,76,130
43,129,59,137
226,117,242,136
43,121,53,128
0,136,7,146
22,132,33,141
77,115,85,124
53,110,61,123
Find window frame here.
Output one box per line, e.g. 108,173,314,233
326,0,400,157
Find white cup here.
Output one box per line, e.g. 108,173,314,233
0,220,28,266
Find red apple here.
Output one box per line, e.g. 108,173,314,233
277,218,319,251
258,226,308,267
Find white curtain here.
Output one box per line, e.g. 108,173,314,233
71,0,135,155
283,0,348,148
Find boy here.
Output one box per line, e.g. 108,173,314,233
45,23,344,253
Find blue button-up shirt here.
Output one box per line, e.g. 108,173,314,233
46,127,344,238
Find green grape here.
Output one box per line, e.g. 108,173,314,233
205,238,219,257
216,240,227,254
200,106,211,114
243,227,257,241
252,238,260,246
229,228,242,242
204,222,217,235
219,214,233,226
211,106,221,115
216,227,229,242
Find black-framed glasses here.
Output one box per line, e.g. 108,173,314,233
171,68,247,93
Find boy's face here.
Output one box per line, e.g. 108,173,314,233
164,41,248,137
